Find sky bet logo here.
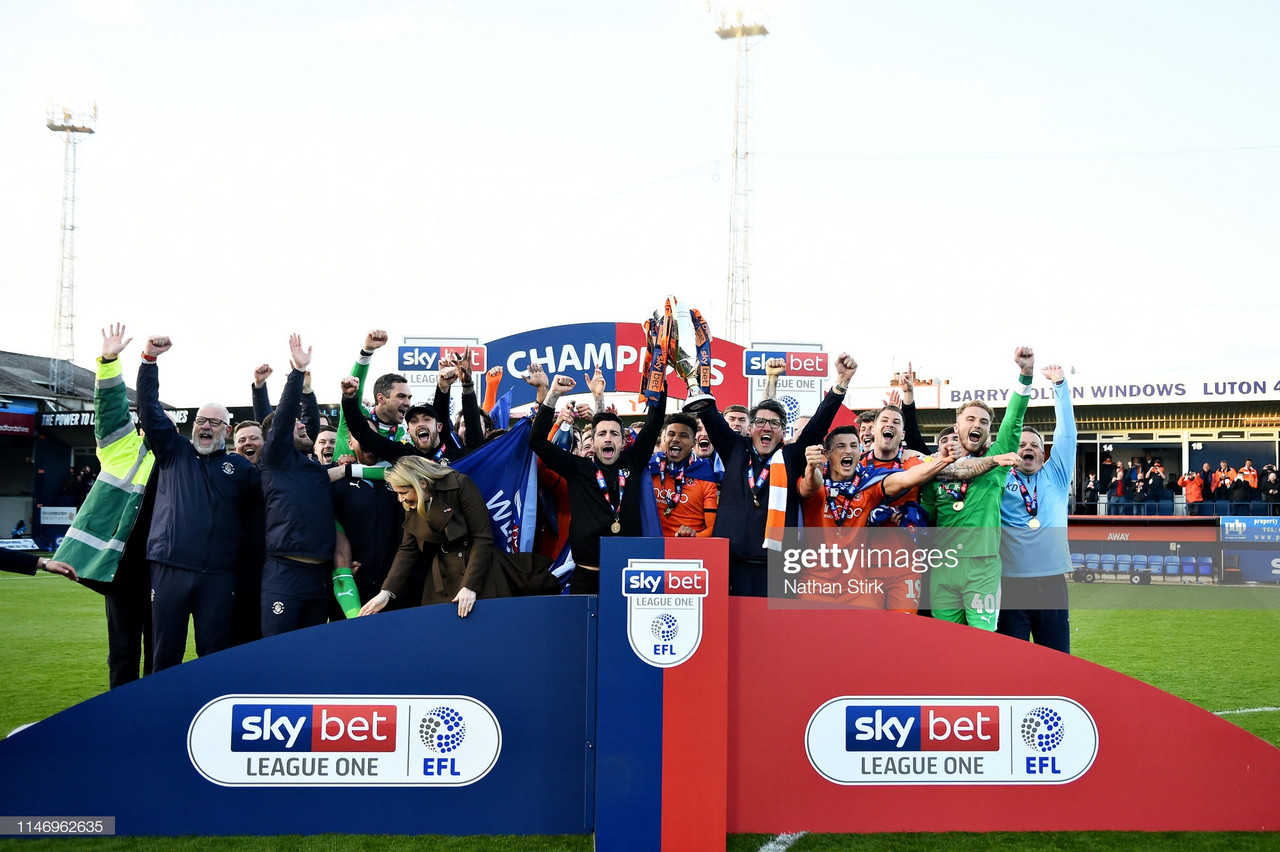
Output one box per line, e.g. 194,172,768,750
231,704,397,753
623,567,708,597
845,705,999,752
398,345,486,373
743,349,828,378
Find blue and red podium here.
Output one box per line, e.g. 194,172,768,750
1,537,1277,839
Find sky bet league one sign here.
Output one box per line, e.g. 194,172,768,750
188,694,501,787
622,562,708,668
805,696,1097,785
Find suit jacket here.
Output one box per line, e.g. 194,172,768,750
383,470,512,606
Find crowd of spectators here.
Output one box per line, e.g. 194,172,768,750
1079,455,1280,516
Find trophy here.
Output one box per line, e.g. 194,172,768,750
642,295,715,413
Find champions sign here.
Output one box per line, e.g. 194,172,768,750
188,694,501,787
805,695,1097,785
622,560,708,668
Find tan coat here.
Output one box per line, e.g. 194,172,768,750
383,470,512,606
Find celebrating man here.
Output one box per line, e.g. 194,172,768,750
997,364,1077,652
920,347,1035,630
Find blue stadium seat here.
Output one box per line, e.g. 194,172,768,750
1250,501,1268,516
1215,501,1231,516
1132,554,1148,572
1146,555,1163,579
1164,555,1181,579
1084,553,1101,581
1198,556,1214,582
1116,554,1133,575
1181,556,1197,582
1158,499,1174,515
1071,552,1085,569
1101,553,1117,578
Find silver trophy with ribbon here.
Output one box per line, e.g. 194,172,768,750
666,295,715,414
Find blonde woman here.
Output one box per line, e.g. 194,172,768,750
359,456,511,618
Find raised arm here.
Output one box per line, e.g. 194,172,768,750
482,366,503,413
264,334,311,467
95,323,136,452
990,346,1035,455
797,444,826,499
626,385,668,467
334,329,385,460
300,371,320,442
899,363,928,453
1045,365,1077,481
458,349,484,449
340,377,412,462
251,364,273,423
762,358,785,401
585,367,607,414
527,370,579,478
137,335,179,459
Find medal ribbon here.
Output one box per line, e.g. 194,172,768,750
823,463,864,527
1014,472,1038,518
658,457,686,514
747,449,771,506
939,479,968,502
595,465,628,521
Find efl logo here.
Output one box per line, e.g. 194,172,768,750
231,704,397,752
623,559,707,669
743,349,828,378
623,567,708,597
844,705,999,752
398,345,486,373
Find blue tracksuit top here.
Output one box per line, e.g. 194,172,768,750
999,377,1077,577
261,368,336,562
138,361,261,573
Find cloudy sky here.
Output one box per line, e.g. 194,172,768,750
2,0,1277,406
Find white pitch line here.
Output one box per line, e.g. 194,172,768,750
759,832,807,852
1214,707,1280,716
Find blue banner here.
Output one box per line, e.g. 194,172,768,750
452,417,538,554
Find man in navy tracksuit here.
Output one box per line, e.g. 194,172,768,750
703,353,858,597
259,334,337,636
139,336,262,671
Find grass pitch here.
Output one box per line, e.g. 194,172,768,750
1,572,1277,850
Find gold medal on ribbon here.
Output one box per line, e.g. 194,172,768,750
611,520,621,534
1028,517,1041,530
952,501,965,512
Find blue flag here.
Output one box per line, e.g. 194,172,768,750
452,417,538,554
489,389,513,431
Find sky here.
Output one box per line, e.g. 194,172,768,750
2,0,1278,407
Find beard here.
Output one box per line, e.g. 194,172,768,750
192,435,225,456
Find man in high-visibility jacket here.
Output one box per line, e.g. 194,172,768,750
54,323,157,688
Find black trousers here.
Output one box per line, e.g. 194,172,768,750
103,572,153,689
150,562,236,671
261,556,330,637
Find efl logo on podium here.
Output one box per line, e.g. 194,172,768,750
622,560,708,668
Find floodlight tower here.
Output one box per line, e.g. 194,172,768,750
714,8,767,347
47,102,96,396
